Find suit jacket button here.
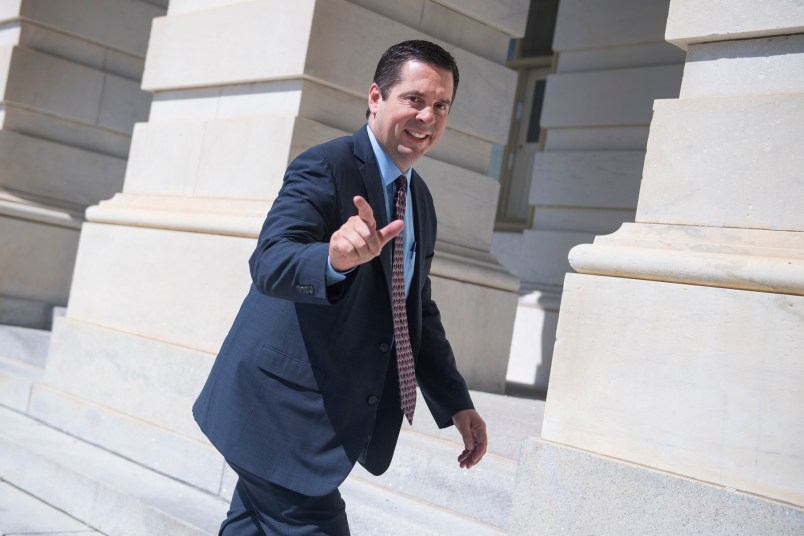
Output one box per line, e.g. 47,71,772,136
367,395,379,407
379,343,390,353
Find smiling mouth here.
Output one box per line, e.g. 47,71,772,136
405,129,428,140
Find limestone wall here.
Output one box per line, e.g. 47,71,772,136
0,0,165,329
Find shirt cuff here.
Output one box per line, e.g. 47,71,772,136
326,257,354,286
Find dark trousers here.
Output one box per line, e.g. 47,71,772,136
220,462,350,536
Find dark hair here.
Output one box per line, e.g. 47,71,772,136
366,40,459,118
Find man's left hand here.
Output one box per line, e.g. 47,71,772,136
452,409,487,469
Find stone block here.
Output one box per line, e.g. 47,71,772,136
420,1,510,63
44,315,218,441
142,0,315,90
0,129,126,207
5,45,150,133
122,121,207,196
666,0,804,49
553,0,673,51
416,157,499,249
145,0,516,144
16,20,145,80
509,439,804,535
63,223,253,354
637,95,804,232
529,150,645,209
430,275,517,393
19,0,164,56
680,34,804,98
6,45,105,125
543,126,651,151
2,103,133,158
2,42,147,133
0,214,79,305
149,81,304,122
544,273,804,505
540,64,683,128
97,72,152,133
28,384,224,493
195,116,300,199
124,115,303,200
435,0,530,37
557,41,686,73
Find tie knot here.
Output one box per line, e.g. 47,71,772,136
395,175,407,193
393,175,407,221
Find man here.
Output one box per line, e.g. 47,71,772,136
193,40,487,535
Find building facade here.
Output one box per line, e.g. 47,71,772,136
0,0,801,534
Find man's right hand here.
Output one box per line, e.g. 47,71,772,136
329,196,403,272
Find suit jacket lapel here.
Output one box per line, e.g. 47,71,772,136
353,126,393,297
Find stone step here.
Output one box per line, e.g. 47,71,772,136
352,429,517,529
408,390,545,460
0,406,226,536
342,474,504,536
0,354,44,413
350,390,545,530
0,406,510,535
0,408,502,536
0,480,102,535
0,324,51,366
0,323,50,412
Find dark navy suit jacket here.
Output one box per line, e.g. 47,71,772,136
193,126,473,496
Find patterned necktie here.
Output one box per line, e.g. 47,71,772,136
392,175,416,424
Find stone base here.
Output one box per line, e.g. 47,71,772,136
510,439,804,536
430,275,517,394
0,211,80,329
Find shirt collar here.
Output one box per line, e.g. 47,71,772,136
367,125,412,188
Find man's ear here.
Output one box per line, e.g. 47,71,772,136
368,83,382,115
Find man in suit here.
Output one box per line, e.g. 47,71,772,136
193,40,487,535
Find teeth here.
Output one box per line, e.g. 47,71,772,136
406,130,426,139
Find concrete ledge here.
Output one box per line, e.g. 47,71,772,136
510,439,804,536
570,223,804,295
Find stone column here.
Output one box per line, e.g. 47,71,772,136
494,0,685,394
0,0,164,329
509,1,804,534
34,0,525,497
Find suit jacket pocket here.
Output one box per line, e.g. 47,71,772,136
256,345,326,392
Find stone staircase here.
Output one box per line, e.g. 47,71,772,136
0,325,545,535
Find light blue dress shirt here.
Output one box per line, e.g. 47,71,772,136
326,127,416,296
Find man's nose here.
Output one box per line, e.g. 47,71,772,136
416,106,435,124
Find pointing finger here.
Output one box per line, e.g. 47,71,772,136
353,196,375,229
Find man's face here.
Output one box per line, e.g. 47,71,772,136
367,60,454,172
